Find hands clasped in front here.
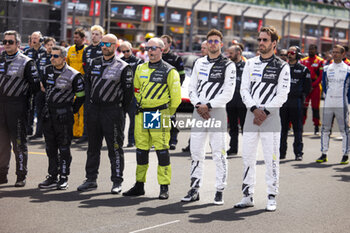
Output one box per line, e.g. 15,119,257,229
196,104,211,120
252,108,267,126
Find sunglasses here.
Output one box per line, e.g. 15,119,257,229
208,39,220,44
100,42,115,47
287,51,296,55
145,46,161,51
122,50,130,53
280,54,288,57
52,54,61,59
2,40,15,45
257,38,269,42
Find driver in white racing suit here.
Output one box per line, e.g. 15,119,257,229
316,45,350,165
181,29,236,205
234,26,290,212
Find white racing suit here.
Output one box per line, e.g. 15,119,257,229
321,62,350,155
240,55,290,196
188,55,236,191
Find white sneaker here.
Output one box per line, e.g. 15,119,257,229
266,195,277,212
234,196,254,208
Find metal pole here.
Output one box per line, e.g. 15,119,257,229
182,16,187,51
92,0,96,26
189,0,201,52
18,0,23,36
163,0,171,35
60,0,68,42
332,20,341,48
71,6,76,44
287,0,292,48
99,0,105,27
281,12,291,49
107,0,111,33
299,15,308,49
317,17,326,52
262,9,271,27
155,0,158,35
240,7,250,43
348,10,350,48
217,3,226,31
209,0,212,30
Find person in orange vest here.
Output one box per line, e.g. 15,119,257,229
300,44,324,134
67,28,87,138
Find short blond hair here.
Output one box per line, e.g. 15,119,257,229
90,25,104,35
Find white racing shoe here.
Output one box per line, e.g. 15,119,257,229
234,196,254,208
266,195,277,212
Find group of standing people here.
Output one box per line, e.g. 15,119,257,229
1,24,349,213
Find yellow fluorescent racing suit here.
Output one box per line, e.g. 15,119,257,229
134,60,181,185
67,44,87,138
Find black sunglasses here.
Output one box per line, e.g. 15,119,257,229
52,54,61,59
2,40,15,45
122,50,130,53
145,46,161,51
257,38,269,42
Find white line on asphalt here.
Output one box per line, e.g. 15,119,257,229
129,220,180,233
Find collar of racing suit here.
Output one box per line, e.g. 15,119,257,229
122,55,136,63
148,59,163,69
207,54,223,63
102,55,116,66
4,51,19,61
259,54,275,63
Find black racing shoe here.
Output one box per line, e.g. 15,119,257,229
340,155,349,165
14,176,26,187
77,179,97,192
169,144,176,150
38,175,58,189
111,182,122,194
126,143,135,148
316,154,328,163
295,154,303,161
57,176,69,190
122,182,145,196
29,134,42,140
314,125,319,135
182,145,190,152
214,191,224,205
75,136,88,144
181,188,200,202
159,185,169,200
227,148,237,155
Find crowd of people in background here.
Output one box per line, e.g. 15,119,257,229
1,24,349,212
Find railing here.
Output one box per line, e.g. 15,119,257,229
220,0,348,18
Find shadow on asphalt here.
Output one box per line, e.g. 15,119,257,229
79,196,158,208
333,165,350,182
292,162,337,169
0,188,110,203
188,208,265,223
137,202,213,216
279,159,296,164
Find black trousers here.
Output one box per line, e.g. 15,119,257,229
0,100,28,177
280,97,304,157
127,98,136,144
34,91,45,136
226,98,247,153
86,104,125,183
43,107,73,177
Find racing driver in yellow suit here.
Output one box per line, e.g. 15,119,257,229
123,37,181,199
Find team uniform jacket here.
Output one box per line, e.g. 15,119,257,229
189,54,236,108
